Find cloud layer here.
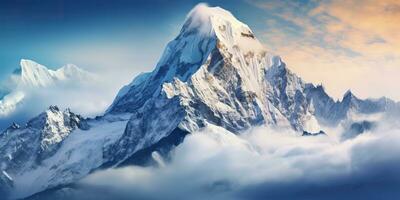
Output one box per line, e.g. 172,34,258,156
0,73,117,131
32,119,400,200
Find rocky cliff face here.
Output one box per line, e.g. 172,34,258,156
0,106,87,175
0,106,130,199
104,4,323,165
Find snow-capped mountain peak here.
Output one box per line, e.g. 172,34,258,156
0,59,93,118
185,3,265,53
105,4,321,167
14,59,91,88
1,4,399,200
27,106,88,158
108,4,268,113
17,59,55,87
0,106,87,173
56,64,88,80
343,89,353,97
187,4,248,34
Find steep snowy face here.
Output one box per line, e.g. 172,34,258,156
107,4,265,113
18,59,57,87
106,4,397,167
0,60,92,117
105,4,319,164
339,90,395,115
0,106,87,177
0,106,87,198
13,59,90,88
306,86,398,125
28,106,90,159
265,58,319,132
0,106,92,196
0,107,130,199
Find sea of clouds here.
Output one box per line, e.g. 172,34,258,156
32,118,400,200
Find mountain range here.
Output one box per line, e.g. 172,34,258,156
0,59,93,131
0,4,399,200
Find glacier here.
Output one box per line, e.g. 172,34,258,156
0,4,399,200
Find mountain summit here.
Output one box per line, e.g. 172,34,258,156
106,5,321,166
14,59,88,88
0,59,92,118
0,4,398,200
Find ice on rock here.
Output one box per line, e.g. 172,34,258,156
106,5,399,168
104,4,323,165
0,106,130,199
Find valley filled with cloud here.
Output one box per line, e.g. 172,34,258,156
31,118,400,200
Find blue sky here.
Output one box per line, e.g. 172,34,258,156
1,0,399,100
0,0,265,79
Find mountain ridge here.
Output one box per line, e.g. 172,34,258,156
0,4,399,200
0,59,93,119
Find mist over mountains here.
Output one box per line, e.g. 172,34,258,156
0,59,119,131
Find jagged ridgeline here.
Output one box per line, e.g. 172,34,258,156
0,59,93,120
1,4,399,200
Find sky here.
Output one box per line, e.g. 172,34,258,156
0,0,399,101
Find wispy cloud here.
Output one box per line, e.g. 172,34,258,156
249,0,400,100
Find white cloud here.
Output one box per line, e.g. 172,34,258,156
0,75,116,130
37,120,400,200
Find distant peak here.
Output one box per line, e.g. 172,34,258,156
13,59,56,87
342,89,360,102
58,64,84,74
20,59,37,65
344,89,354,98
11,59,91,87
17,59,49,75
61,64,78,69
19,59,46,70
14,59,47,74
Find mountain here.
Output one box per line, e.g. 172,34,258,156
305,85,398,125
0,106,129,199
0,106,87,174
104,4,323,165
0,59,93,130
0,4,398,200
3,59,90,90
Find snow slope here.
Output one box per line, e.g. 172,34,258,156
105,4,399,165
0,106,130,199
0,59,93,118
105,4,322,165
